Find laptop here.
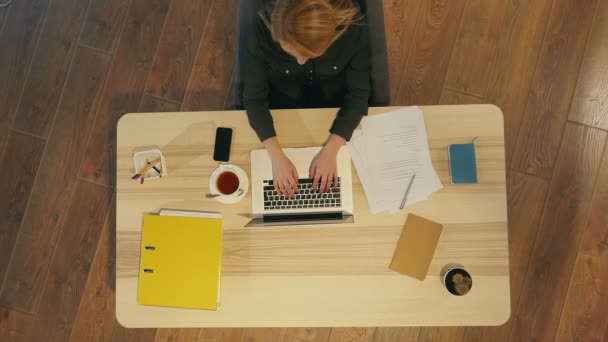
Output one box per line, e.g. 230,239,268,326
246,146,354,227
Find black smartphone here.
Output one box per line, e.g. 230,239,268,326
213,127,233,162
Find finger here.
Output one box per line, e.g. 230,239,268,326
326,171,335,193
276,178,285,197
282,177,291,197
287,175,298,196
325,172,332,193
320,174,328,194
321,172,328,193
310,165,317,187
312,168,320,191
283,179,294,197
290,169,299,194
313,172,321,193
279,179,287,197
285,176,296,197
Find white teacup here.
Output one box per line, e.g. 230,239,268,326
208,164,249,204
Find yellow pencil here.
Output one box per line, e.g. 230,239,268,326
132,158,161,184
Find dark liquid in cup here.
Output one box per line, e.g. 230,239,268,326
216,171,239,195
444,268,472,296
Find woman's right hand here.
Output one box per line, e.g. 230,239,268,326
262,136,299,197
271,154,299,197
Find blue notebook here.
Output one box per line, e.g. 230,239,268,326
448,143,478,184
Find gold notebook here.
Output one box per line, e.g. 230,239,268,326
389,214,443,281
138,213,223,310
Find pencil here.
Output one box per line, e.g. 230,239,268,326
132,158,161,182
399,173,416,210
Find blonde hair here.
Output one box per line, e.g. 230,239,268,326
260,0,361,58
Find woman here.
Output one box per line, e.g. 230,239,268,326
244,0,370,197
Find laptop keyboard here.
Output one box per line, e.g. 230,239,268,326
263,178,341,210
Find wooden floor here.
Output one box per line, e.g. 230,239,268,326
0,0,607,340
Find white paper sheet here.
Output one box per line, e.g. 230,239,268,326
348,106,442,213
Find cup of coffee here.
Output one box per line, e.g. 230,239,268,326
443,267,472,296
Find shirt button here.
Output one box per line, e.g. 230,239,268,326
285,69,290,74
309,70,312,73
333,66,337,70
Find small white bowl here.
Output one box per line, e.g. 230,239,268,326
133,149,167,180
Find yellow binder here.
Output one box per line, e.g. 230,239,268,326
138,214,223,310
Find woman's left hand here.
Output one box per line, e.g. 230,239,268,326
310,134,346,193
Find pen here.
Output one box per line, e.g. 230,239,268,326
399,173,416,210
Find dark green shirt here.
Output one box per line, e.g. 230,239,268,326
244,10,371,142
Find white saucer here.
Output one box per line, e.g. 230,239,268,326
208,164,249,204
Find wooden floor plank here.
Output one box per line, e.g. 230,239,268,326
511,0,600,178
395,0,467,105
577,146,608,258
416,327,464,342
327,328,375,342
144,0,213,103
0,131,45,287
241,328,287,342
482,0,554,166
438,89,482,105
139,94,181,113
12,0,92,138
568,0,608,131
464,171,550,341
443,0,509,97
284,328,331,342
69,195,116,342
112,324,157,342
555,145,608,341
181,0,237,111
382,0,423,105
26,181,113,342
510,123,607,342
155,328,201,342
0,5,8,33
0,0,50,155
0,309,34,342
372,328,420,342
79,0,132,52
0,46,111,314
78,0,171,187
198,328,243,342
555,254,608,342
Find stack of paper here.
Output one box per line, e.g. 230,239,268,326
348,106,442,213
